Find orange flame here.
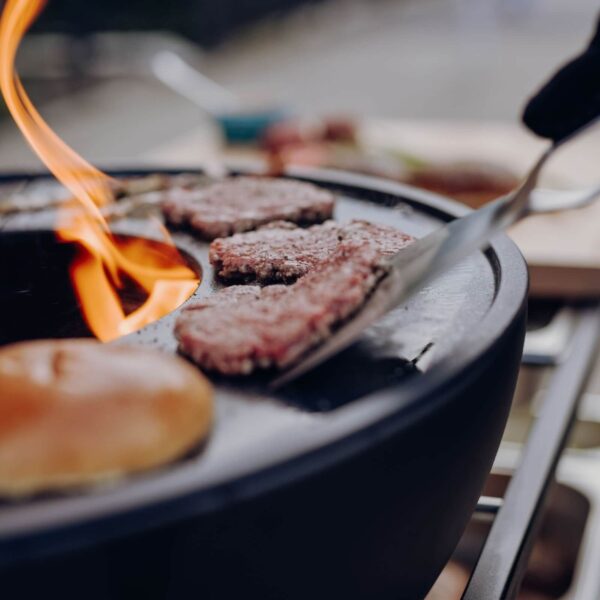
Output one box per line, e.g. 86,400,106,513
0,0,199,341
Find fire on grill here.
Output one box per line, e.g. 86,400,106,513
0,0,213,497
0,0,199,342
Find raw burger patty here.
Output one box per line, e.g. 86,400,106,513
161,177,335,239
209,219,414,283
176,242,387,375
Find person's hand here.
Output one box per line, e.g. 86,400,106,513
522,19,600,142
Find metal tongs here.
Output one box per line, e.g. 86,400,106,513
272,117,600,388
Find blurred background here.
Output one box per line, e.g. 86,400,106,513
0,0,598,169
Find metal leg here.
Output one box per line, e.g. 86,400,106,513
462,305,600,600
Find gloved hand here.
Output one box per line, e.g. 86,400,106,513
522,19,600,142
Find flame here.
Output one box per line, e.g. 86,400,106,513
0,0,198,341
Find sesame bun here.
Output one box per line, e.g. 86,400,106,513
0,339,213,496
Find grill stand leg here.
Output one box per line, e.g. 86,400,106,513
462,304,600,600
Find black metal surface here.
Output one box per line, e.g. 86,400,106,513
0,229,202,344
0,168,528,599
1,320,526,600
463,305,600,600
0,229,87,341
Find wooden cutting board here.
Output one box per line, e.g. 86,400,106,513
362,119,600,299
145,118,600,298
509,204,600,298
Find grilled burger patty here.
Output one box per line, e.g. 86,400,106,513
161,177,335,240
209,219,414,283
175,242,387,375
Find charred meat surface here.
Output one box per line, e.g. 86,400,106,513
209,220,339,283
176,242,387,375
162,177,335,239
209,219,414,283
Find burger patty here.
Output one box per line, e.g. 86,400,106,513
209,219,415,283
175,242,387,375
161,177,335,239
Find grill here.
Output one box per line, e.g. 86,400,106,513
3,167,591,600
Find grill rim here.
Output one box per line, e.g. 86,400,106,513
0,166,527,563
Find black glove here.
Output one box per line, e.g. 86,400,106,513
522,19,600,142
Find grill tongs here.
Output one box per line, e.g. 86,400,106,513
272,118,600,389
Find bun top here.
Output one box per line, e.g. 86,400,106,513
0,339,213,497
